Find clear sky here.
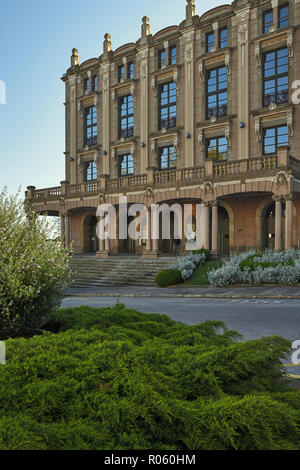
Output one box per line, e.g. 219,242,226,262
0,0,226,196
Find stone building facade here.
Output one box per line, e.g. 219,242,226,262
26,0,300,256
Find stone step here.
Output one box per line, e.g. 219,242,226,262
70,256,174,287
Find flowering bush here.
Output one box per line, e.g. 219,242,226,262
170,252,207,281
209,250,300,287
0,189,72,339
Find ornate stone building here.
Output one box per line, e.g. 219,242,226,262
26,0,300,256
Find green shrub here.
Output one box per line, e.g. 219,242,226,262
155,269,182,287
0,189,71,340
0,305,299,450
187,248,210,260
240,254,295,272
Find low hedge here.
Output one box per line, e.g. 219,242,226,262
155,269,182,287
240,254,295,272
0,305,299,450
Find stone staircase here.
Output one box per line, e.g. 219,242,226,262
70,256,176,287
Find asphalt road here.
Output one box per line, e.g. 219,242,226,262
62,296,300,342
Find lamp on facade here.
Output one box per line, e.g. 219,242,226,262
240,122,245,128
102,150,107,155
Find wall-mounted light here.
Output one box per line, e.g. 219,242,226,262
240,122,245,129
141,142,146,148
102,150,107,156
69,157,74,162
186,133,191,139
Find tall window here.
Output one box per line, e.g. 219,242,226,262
118,65,125,82
278,4,289,28
159,146,177,170
128,62,134,79
119,154,134,176
263,10,273,33
158,49,166,68
263,48,289,107
119,95,134,139
263,125,289,154
85,161,98,181
206,32,215,53
170,46,177,65
84,106,98,146
219,28,228,48
207,66,228,119
206,137,228,162
92,75,98,91
159,82,177,130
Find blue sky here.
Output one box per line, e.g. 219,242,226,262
0,0,225,196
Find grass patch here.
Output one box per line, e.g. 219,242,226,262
183,260,222,286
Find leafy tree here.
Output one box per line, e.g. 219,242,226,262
0,188,71,339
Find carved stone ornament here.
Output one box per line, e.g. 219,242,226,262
255,118,261,145
287,112,294,138
71,48,79,67
174,134,180,156
198,130,204,151
225,123,231,148
276,172,288,188
145,187,155,201
151,140,157,160
112,148,117,167
198,61,205,89
238,24,248,45
204,182,214,195
112,90,117,107
98,192,106,205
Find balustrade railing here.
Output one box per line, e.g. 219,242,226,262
29,151,299,202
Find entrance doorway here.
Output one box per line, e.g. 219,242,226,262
83,215,98,253
218,206,229,253
262,202,285,250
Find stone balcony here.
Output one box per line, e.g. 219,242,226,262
26,149,300,205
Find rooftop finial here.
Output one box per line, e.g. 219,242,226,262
71,48,79,67
141,16,151,37
186,0,195,19
103,33,112,53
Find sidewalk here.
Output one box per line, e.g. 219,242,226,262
65,285,300,299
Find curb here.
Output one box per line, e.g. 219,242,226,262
65,293,300,300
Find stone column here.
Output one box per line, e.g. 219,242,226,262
69,75,78,183
285,198,293,250
204,203,210,251
274,197,282,252
152,205,159,254
236,8,250,160
139,48,149,173
61,215,66,248
213,22,219,50
101,57,111,175
211,203,219,253
146,207,152,252
65,214,70,248
272,0,279,29
105,235,111,254
184,31,195,168
96,215,106,257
